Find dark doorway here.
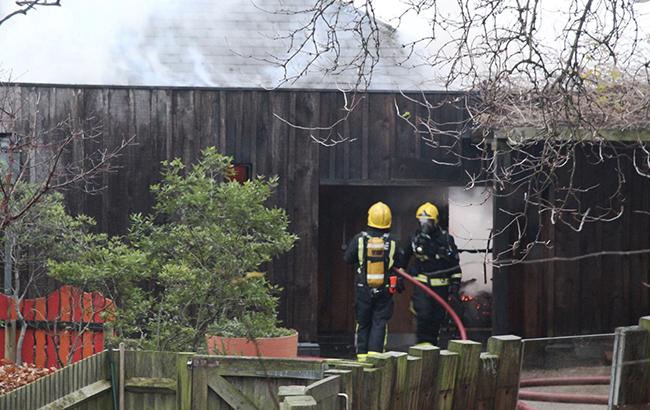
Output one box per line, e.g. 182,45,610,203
317,184,449,355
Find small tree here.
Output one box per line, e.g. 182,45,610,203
51,147,297,351
0,185,97,363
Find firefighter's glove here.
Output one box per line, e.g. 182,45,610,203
396,276,405,294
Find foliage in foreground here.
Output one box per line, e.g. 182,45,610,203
50,147,297,351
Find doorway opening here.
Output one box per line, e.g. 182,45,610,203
317,184,493,356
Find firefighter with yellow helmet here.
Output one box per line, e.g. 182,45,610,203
399,202,462,345
344,202,402,361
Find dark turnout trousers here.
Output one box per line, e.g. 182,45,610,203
355,284,393,354
412,284,448,345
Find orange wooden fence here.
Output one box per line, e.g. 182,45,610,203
0,285,113,368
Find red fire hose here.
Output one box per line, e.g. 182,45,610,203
393,267,467,340
393,267,613,409
519,376,610,388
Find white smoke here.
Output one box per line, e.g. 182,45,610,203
0,0,158,84
0,0,441,89
448,187,493,294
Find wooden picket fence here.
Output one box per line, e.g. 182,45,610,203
3,316,650,409
0,285,113,367
280,336,523,410
0,336,524,410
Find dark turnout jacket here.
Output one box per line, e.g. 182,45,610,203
344,227,399,284
398,227,462,284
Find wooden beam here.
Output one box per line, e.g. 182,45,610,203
38,380,111,409
124,377,176,394
280,395,317,409
191,355,326,380
207,375,260,410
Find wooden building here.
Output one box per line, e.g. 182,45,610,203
7,84,472,343
9,83,650,346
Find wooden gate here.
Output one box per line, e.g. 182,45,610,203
190,355,328,409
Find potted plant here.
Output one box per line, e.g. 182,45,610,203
50,148,298,354
205,275,298,357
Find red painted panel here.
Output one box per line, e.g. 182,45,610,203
60,286,72,321
70,331,82,363
22,328,35,365
0,294,7,321
46,333,57,368
34,330,46,367
93,292,105,323
93,331,104,353
71,287,82,322
58,330,71,366
34,298,46,321
22,299,35,321
82,331,93,358
0,328,5,360
47,289,60,321
82,292,93,323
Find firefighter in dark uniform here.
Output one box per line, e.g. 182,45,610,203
344,202,401,361
399,202,462,346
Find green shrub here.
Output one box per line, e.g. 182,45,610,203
50,147,297,351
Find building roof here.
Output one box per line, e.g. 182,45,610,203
118,0,438,90
0,0,439,90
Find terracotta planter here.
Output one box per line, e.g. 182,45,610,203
205,332,298,358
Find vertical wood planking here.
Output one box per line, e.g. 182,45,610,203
106,89,131,236
448,340,481,410
475,353,499,410
435,350,459,410
409,344,440,410
291,91,320,341
367,93,391,180
487,335,522,409
130,89,156,216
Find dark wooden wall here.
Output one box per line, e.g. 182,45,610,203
12,85,320,340
12,83,648,342
10,84,468,342
493,145,650,338
318,92,468,184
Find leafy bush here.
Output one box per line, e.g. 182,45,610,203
50,147,297,351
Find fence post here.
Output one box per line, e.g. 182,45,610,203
326,360,367,410
608,319,650,408
405,355,423,409
389,352,408,409
476,353,499,410
435,350,459,410
448,340,481,410
363,368,381,410
367,353,395,410
325,368,353,409
118,342,125,410
176,352,195,410
409,344,440,410
487,335,522,410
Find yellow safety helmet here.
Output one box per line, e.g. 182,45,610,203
367,202,392,229
416,202,439,223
